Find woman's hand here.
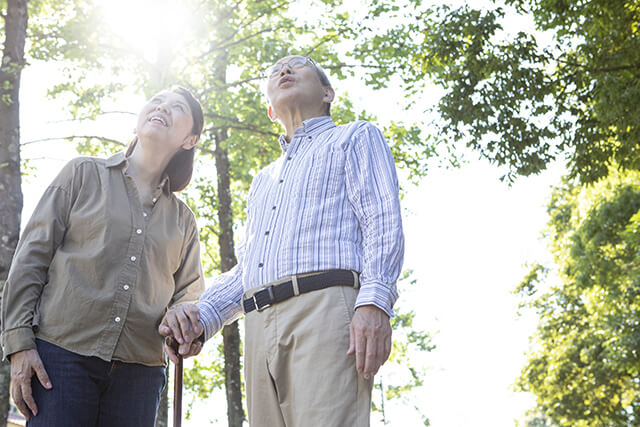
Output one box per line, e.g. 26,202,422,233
159,303,204,363
10,349,52,420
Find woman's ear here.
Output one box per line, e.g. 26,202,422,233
181,134,199,150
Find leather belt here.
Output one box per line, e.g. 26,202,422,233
243,270,358,313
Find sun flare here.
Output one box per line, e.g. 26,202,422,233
99,0,194,64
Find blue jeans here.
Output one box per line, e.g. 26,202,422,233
27,339,166,427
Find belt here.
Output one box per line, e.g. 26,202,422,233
243,270,358,313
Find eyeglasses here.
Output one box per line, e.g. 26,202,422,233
266,56,316,79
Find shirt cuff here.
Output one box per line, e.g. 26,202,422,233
197,300,223,342
2,327,37,360
354,280,399,318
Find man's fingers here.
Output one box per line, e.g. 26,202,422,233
354,329,367,375
383,334,392,363
347,322,355,355
21,382,38,417
186,341,203,358
33,360,52,389
363,336,378,378
185,307,201,336
165,312,184,344
373,338,386,375
176,310,193,342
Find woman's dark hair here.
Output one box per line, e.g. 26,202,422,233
126,85,204,192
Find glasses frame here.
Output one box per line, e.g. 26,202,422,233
264,56,317,79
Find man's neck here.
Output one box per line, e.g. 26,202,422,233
279,105,327,142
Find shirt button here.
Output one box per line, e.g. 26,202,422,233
152,197,157,203
307,136,312,140
272,206,276,210
136,229,142,234
143,212,148,217
287,156,292,161
258,263,264,268
265,231,270,235
123,285,130,290
130,256,137,262
115,317,121,323
279,179,284,184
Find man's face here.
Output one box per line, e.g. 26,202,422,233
265,56,329,119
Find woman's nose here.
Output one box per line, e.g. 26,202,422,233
155,103,170,113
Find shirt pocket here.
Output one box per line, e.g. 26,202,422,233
298,145,346,201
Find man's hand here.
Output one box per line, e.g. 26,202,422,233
158,303,204,364
10,349,52,420
347,305,392,379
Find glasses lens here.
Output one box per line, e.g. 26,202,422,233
268,64,282,77
290,57,307,68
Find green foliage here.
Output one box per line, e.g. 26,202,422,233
516,168,640,426
361,0,640,183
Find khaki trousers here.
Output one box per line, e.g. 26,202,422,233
244,276,373,427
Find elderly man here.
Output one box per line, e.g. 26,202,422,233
160,55,404,426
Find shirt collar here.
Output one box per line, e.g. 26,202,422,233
279,115,336,152
105,152,172,196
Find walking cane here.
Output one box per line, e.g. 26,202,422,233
167,338,183,427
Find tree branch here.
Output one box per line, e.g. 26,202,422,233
198,76,263,96
205,113,279,137
22,134,223,157
554,55,640,73
46,110,136,124
21,135,126,147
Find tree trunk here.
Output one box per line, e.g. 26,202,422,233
211,51,244,427
0,0,28,425
215,127,244,427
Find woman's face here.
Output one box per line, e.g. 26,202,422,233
136,91,195,153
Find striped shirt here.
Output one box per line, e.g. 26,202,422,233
198,116,404,340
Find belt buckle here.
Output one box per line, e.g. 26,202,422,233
254,285,275,312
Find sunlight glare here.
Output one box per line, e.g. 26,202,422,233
99,0,193,64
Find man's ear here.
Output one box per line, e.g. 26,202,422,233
323,87,335,105
268,105,278,122
181,134,199,150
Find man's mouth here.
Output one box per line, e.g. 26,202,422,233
279,76,295,87
148,115,169,127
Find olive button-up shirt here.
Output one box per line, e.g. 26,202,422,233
1,152,204,366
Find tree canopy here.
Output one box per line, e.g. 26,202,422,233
370,0,640,182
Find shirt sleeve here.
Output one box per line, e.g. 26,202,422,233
170,210,205,307
345,123,405,317
1,160,77,358
197,236,246,341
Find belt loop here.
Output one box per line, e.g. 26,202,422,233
352,271,360,289
292,275,300,296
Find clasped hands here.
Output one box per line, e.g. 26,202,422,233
158,304,204,364
158,303,392,378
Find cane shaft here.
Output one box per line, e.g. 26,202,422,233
173,356,183,427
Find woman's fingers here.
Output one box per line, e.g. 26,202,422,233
11,382,30,420
21,381,38,417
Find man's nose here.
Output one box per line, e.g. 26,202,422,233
279,66,293,76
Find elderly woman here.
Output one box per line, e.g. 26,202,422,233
1,86,205,426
